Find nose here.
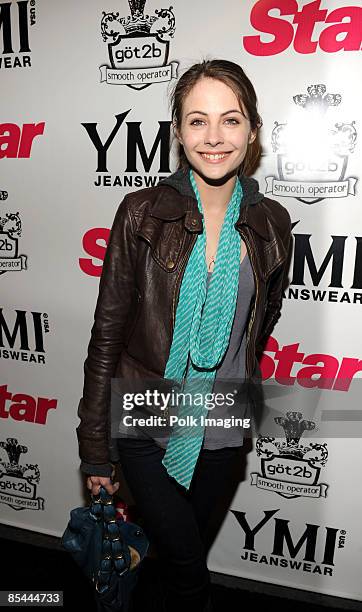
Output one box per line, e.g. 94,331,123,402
204,122,224,147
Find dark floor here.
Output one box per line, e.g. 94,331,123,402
0,523,361,611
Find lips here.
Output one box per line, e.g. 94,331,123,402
198,152,232,162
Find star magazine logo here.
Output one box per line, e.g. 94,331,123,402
243,0,362,56
0,121,45,159
99,0,178,90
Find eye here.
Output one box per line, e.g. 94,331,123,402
225,118,240,125
189,118,240,126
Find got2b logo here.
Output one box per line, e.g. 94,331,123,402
99,0,179,90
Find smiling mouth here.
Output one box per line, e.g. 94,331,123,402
198,152,232,161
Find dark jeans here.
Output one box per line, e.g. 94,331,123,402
116,437,244,612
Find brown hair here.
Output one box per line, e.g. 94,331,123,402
169,59,263,177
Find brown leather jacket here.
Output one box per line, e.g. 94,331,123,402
77,167,292,477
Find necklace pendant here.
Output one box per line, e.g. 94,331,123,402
208,257,215,272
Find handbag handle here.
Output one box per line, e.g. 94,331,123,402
90,486,132,593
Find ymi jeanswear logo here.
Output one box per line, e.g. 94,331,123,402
0,437,44,511
233,507,345,576
0,307,49,364
0,0,36,70
99,0,179,90
250,411,329,499
0,190,27,275
266,84,357,204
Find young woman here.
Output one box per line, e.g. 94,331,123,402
76,59,292,612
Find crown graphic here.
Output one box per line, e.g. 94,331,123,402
0,437,40,483
255,411,328,466
102,1,175,41
0,437,27,465
274,411,315,446
293,84,341,113
122,0,156,34
0,212,22,237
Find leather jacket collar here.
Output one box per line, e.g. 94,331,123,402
150,167,270,241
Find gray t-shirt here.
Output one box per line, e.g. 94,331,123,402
201,252,255,448
116,253,255,449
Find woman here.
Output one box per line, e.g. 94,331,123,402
76,59,292,611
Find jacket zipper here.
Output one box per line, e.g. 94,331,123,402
237,228,259,380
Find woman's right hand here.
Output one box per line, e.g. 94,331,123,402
86,475,120,496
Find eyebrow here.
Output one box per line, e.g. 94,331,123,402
185,109,243,118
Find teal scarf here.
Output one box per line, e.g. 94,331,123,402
161,168,243,489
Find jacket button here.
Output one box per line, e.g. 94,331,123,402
191,218,197,226
166,259,175,269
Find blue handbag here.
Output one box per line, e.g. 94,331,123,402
61,486,149,612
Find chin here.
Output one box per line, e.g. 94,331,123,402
190,161,241,185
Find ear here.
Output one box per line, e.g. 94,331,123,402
173,122,183,145
248,130,257,145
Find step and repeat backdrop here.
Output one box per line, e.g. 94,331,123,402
0,0,361,602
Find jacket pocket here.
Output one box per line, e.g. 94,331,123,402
137,217,187,273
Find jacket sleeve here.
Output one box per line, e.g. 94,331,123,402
79,461,114,478
256,209,292,352
76,195,138,469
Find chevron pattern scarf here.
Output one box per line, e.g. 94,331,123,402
161,169,243,489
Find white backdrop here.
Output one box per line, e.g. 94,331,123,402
0,0,361,601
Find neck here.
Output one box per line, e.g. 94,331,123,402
191,169,238,214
